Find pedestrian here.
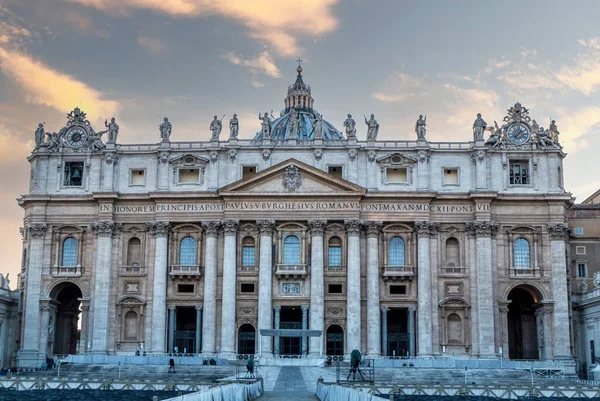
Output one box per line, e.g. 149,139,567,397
168,358,176,373
246,355,255,378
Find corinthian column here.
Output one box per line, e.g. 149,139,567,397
18,223,47,367
257,220,275,357
415,221,438,356
90,220,122,353
308,219,326,358
345,219,362,354
364,221,382,358
220,219,238,357
467,220,498,357
148,221,170,353
201,221,220,355
547,223,571,359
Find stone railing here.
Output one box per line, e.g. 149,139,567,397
275,264,307,278
170,265,203,278
119,266,146,275
50,265,82,277
382,265,414,281
238,265,258,273
440,266,467,276
509,267,541,278
326,265,346,273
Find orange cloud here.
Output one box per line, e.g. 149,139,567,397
224,50,281,78
68,0,340,56
0,47,119,122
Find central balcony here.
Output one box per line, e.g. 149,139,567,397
169,265,202,279
382,265,414,281
50,266,82,278
275,264,307,279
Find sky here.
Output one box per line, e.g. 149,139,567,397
1,0,599,285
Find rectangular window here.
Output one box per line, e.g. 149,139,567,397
578,263,587,278
576,246,586,255
328,166,343,178
328,246,342,266
328,284,343,294
390,285,407,295
242,166,257,180
242,246,255,266
574,227,584,235
179,168,199,184
509,160,530,185
240,283,255,293
64,161,84,187
130,169,146,186
177,284,195,293
386,168,408,184
443,168,459,185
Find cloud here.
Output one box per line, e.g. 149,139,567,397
555,106,600,151
224,50,281,78
67,0,340,56
0,6,34,46
138,35,168,55
0,47,119,120
578,37,600,51
371,70,428,103
556,56,600,96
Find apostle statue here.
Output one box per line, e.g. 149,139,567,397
344,114,356,139
229,114,239,139
364,114,379,140
159,117,172,142
34,123,46,148
415,115,427,140
472,113,487,141
104,117,119,143
259,112,273,139
549,119,560,144
313,113,325,139
210,115,223,141
485,121,502,149
289,109,299,139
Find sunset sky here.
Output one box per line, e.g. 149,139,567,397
1,0,599,285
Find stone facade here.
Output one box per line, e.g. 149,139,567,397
16,69,573,367
0,281,18,369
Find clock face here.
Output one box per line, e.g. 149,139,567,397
507,123,530,145
66,127,88,147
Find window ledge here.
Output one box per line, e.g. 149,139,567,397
119,266,146,276
382,265,414,281
275,264,307,279
508,267,541,278
170,265,203,279
50,266,82,277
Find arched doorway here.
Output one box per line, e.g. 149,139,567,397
326,325,344,356
50,283,83,355
507,286,539,360
238,324,256,355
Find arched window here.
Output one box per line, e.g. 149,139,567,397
445,238,459,268
124,311,138,340
514,238,530,269
283,235,301,264
447,313,462,344
242,236,256,266
62,237,78,267
179,236,197,266
388,236,405,266
127,237,141,267
328,236,342,267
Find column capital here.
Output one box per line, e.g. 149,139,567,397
344,219,362,236
147,221,171,237
380,306,389,313
408,306,417,313
27,222,47,238
301,305,310,312
221,219,239,235
534,307,553,317
308,219,327,236
547,223,570,240
257,219,275,236
202,221,221,237
92,220,123,237
195,304,204,310
414,221,440,236
273,305,281,311
466,220,498,237
168,305,176,311
363,221,382,238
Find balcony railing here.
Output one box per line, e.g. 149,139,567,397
275,264,307,279
440,266,467,276
238,265,258,273
382,265,414,281
326,265,346,273
170,265,202,278
119,266,146,276
51,266,82,277
509,267,541,278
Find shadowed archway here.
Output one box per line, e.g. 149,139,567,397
50,283,83,355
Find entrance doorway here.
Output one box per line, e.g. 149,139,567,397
279,306,302,355
175,307,197,353
51,283,82,355
238,324,256,355
387,308,409,357
326,325,344,356
507,287,539,360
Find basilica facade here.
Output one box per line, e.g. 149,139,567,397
16,66,572,368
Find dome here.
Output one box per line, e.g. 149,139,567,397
254,62,345,140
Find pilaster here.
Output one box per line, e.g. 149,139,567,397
148,221,170,353
308,219,326,357
364,221,382,358
220,219,238,357
344,219,362,354
547,223,571,359
201,221,220,355
257,220,274,357
301,305,309,356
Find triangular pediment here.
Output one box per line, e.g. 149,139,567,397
219,158,366,196
376,152,417,166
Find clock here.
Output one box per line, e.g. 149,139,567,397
66,127,88,148
506,123,530,145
